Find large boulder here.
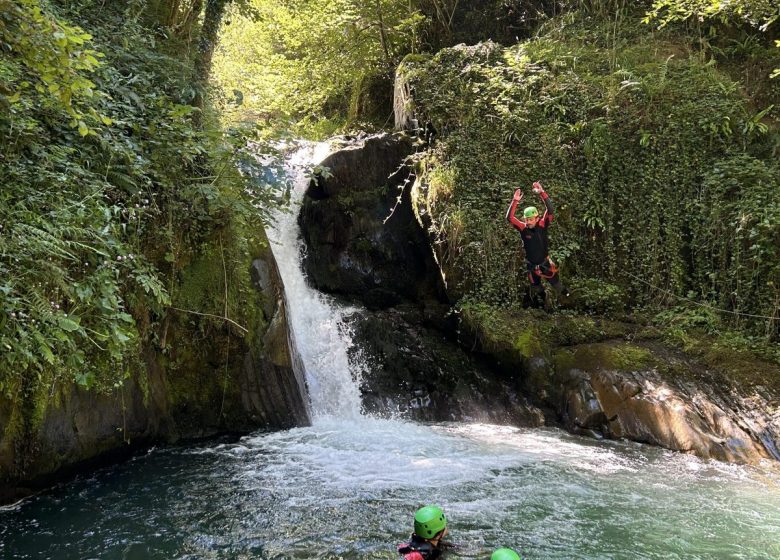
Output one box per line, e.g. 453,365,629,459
552,342,780,463
299,133,446,309
455,305,780,464
346,304,544,426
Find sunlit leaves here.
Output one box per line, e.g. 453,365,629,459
0,0,108,129
212,0,420,130
1,0,280,396
644,0,780,77
645,0,779,28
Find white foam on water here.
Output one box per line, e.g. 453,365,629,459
4,142,780,560
241,140,780,558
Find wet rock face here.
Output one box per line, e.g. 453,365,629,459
243,254,310,428
299,133,446,309
555,343,779,464
346,305,545,426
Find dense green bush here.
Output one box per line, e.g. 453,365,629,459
403,10,779,338
0,0,278,399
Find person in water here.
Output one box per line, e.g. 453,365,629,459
506,180,570,308
398,505,449,559
491,548,522,560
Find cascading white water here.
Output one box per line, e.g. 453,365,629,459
266,142,363,421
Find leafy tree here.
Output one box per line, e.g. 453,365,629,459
212,0,422,130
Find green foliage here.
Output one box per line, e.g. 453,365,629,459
403,10,779,339
0,0,105,127
775,40,780,78
569,278,626,314
0,0,282,399
212,0,423,132
458,298,541,356
645,0,779,29
691,154,780,324
653,305,780,365
655,305,720,333
645,0,780,78
210,0,559,133
458,297,634,359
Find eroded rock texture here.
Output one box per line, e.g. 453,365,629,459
554,343,779,463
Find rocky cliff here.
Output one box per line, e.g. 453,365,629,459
299,133,780,465
299,133,446,310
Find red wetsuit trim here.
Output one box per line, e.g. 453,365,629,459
506,197,526,231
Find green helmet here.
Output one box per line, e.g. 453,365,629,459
491,548,521,560
523,206,539,219
414,505,447,539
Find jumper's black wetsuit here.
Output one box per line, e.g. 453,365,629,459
398,535,442,560
506,191,567,300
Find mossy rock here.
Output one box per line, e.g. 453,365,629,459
459,302,636,364
553,343,655,376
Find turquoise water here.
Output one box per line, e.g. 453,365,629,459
2,418,779,559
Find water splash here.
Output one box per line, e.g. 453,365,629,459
5,420,779,559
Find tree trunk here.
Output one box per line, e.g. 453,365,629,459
374,0,391,66
192,0,229,110
178,0,204,41
194,0,229,84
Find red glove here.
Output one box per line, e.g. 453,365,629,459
532,181,544,195
513,188,523,202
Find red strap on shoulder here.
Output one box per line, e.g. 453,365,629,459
405,553,425,560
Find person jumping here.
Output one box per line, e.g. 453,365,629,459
506,181,569,308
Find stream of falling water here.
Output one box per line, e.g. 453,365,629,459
265,142,362,420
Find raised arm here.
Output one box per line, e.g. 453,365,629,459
533,181,554,226
505,189,526,231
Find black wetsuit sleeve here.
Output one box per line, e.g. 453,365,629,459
543,194,553,215
540,192,554,226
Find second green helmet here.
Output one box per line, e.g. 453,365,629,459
523,206,539,219
491,548,521,560
414,505,447,539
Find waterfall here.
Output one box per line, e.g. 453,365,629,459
266,142,363,421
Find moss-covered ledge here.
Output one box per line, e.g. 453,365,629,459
458,303,780,464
